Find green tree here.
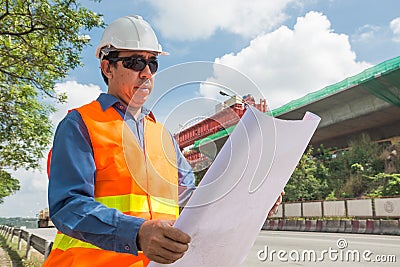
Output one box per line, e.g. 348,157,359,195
345,134,383,175
325,134,384,198
367,173,400,197
0,0,103,203
284,146,328,202
366,144,400,197
314,144,334,197
324,148,349,197
0,169,20,204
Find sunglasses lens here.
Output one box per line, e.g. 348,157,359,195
123,58,143,71
148,60,158,73
122,57,158,73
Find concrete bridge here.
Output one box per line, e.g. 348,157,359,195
274,56,400,149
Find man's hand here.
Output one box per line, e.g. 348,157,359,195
268,191,285,216
137,220,191,264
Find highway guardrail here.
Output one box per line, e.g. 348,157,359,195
0,225,52,260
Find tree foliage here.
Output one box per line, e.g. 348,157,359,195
0,0,103,99
368,173,400,197
0,0,103,203
327,134,384,198
283,134,399,202
284,146,328,202
0,169,20,204
1,84,53,168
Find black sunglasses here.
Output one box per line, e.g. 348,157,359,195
108,56,158,74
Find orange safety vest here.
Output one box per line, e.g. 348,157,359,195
43,101,179,267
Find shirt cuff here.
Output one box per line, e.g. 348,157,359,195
114,214,146,255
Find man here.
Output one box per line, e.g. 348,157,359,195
44,15,196,266
44,15,282,267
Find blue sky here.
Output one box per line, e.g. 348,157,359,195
0,0,399,217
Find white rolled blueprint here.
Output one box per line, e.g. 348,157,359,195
149,106,320,267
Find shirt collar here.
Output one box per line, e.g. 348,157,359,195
96,93,156,121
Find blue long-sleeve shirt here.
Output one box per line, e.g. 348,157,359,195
48,93,195,255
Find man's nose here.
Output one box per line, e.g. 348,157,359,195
139,65,153,79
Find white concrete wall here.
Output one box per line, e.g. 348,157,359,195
303,202,322,217
285,203,301,217
375,197,400,217
323,201,346,217
347,199,373,217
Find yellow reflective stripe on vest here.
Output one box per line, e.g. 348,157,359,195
53,233,100,251
150,196,179,217
95,194,178,216
95,194,149,213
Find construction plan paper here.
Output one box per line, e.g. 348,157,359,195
149,106,320,267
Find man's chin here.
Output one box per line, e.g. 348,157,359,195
128,99,146,109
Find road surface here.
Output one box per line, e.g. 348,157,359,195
28,228,399,266
243,231,399,266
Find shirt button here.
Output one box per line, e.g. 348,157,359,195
124,245,130,251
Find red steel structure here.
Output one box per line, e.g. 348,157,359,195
174,95,267,166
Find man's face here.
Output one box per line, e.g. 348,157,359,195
105,50,157,108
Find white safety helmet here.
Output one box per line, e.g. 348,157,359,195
95,15,167,59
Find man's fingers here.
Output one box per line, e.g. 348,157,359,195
164,225,191,245
153,246,185,263
138,220,191,264
166,220,176,226
163,238,189,253
151,253,182,265
147,236,186,264
268,191,285,216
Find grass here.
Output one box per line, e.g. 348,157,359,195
0,235,44,267
0,235,23,266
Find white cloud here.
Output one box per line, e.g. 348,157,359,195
352,24,380,43
149,0,300,40
0,165,49,218
201,11,372,109
390,17,400,42
0,81,102,217
51,81,103,126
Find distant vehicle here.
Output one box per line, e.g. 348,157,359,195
38,208,55,228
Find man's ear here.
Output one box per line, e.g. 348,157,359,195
101,60,113,80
